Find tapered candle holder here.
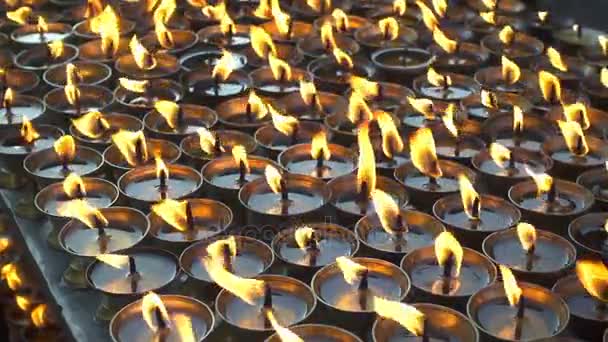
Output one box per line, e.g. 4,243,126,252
508,179,594,235
58,207,149,288
278,142,356,181
197,24,251,49
143,104,217,144
140,29,198,56
308,56,376,93
180,49,247,73
483,227,576,287
114,78,183,117
413,72,480,102
468,281,569,341
115,52,180,80
461,91,534,121
180,129,257,171
553,26,606,55
481,30,544,66
474,65,540,97
70,112,143,151
215,94,272,134
255,121,328,159
44,85,114,127
260,20,313,44
14,43,79,73
568,213,608,258
311,257,410,339
78,37,131,64
250,66,308,97
0,67,39,94
289,0,352,21
72,18,135,41
577,167,608,210
371,47,435,85
43,61,112,88
271,222,359,282
297,33,360,61
10,22,72,46
86,248,178,321
110,294,214,342
355,209,445,264
104,138,181,180
395,159,475,212
542,136,608,181
354,22,418,52
214,274,316,341
278,89,347,121
428,42,490,75
373,303,479,342
266,324,362,342
481,113,556,152
182,68,251,105
402,245,497,311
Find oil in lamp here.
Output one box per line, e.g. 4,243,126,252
433,174,521,249
415,0,474,46
34,173,118,249
266,324,362,342
354,16,418,51
250,54,308,97
0,66,39,94
10,14,72,45
427,26,490,75
278,130,355,181
180,47,247,73
14,40,78,72
215,90,272,134
483,222,576,287
348,75,414,113
373,301,479,342
313,8,370,37
580,35,608,68
461,88,534,121
70,111,143,151
143,100,217,143
328,121,408,226
290,0,352,21
149,198,232,251
355,189,445,264
395,127,475,211
371,46,435,85
481,106,556,151
141,10,198,56
179,235,274,303
468,265,569,341
78,10,130,64
239,165,330,238
508,168,595,235
553,23,607,55
553,259,608,341
260,0,313,44
472,142,554,196
197,12,251,49
297,21,360,61
278,78,348,121
568,213,608,258
434,104,485,164
117,157,202,211
309,45,375,93
481,25,545,66
310,257,410,338
577,162,608,210
110,292,215,342
272,223,359,282
23,135,104,187
86,249,178,320
114,78,184,117
180,127,257,170
402,231,497,310
255,103,328,158
115,34,180,80
104,129,181,179
244,25,303,70
413,67,480,102
43,61,112,89
73,5,134,41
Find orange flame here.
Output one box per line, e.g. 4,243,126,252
350,76,379,100
264,165,283,194
111,130,149,166
89,6,119,35
433,28,458,54
154,100,180,129
537,11,548,23
202,1,226,20
269,104,298,136
432,0,447,18
547,47,568,72
562,102,590,130
2,87,11,109
441,104,459,137
6,6,32,25
393,0,407,16
63,173,87,198
268,54,292,81
247,90,269,119
15,295,31,311
336,256,367,285
576,259,608,302
54,135,76,164
1,263,22,291
272,0,292,38
57,199,108,229
408,97,435,119
435,231,464,277
220,13,236,36
481,89,498,109
151,199,189,232
348,92,373,124
294,226,315,250
84,0,104,18
538,70,562,103
266,309,304,342
175,314,196,342
489,142,511,168
96,253,130,269
378,17,400,41
197,127,217,155
37,16,48,32
416,1,438,31
410,128,442,179
155,19,174,49
321,22,337,51
372,189,402,235
203,256,265,305
373,297,425,336
307,0,331,12
250,26,277,59
501,56,521,85
516,222,537,252
232,145,250,174
458,174,480,219
212,49,234,82
119,78,148,93
357,121,376,199
602,68,608,88
206,237,237,261
482,0,497,10
311,131,331,161
499,265,522,306
64,84,80,107
333,47,354,69
332,9,349,32
129,35,157,70
155,156,169,182
525,167,553,197
142,292,171,332
20,116,40,144
47,40,64,59
480,11,496,25
427,67,451,88
253,0,272,19
31,304,48,328
513,105,524,133
299,79,320,107
376,110,404,158
0,237,11,255
498,25,515,45
557,120,589,157
599,35,608,56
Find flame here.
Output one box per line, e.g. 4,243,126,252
576,259,608,302
602,68,608,88
47,41,64,59
435,232,464,277
321,22,337,51
111,130,149,166
410,128,442,179
1,263,22,291
393,0,407,16
154,100,180,129
501,56,521,85
536,11,548,22
6,6,31,24
0,237,11,255
203,257,265,305
63,173,87,198
89,6,119,34
427,67,451,88
85,0,104,18
538,70,562,103
142,292,171,332
155,19,174,49
57,199,108,229
272,1,292,38
408,97,435,119
155,156,169,181
557,120,589,157
212,49,234,82
96,253,130,269
498,25,515,45
247,90,268,119
146,0,160,13
547,47,568,72
37,16,48,32
489,142,511,168
307,0,331,13
232,145,250,174
197,127,216,155
153,0,176,25
266,309,304,342
220,14,236,36
357,121,376,199
332,9,349,32
253,0,272,19
513,105,524,133
54,135,76,164
416,1,438,31
433,28,458,54
441,104,458,138
269,104,298,136
482,0,497,10
264,165,283,194
64,84,80,108
250,26,277,59
350,76,379,100
378,17,399,41
311,131,331,161
480,11,496,25
432,0,447,17
129,35,157,70
16,295,31,311
20,116,39,144
499,265,522,306
202,1,226,20
119,78,148,93
336,256,367,285
599,35,608,56
332,47,353,69
151,199,189,232
206,237,237,260
458,174,480,220
372,189,401,235
562,102,590,130
481,90,498,109
516,222,537,252
294,226,315,250
268,54,292,81
348,92,373,124
31,304,48,328
376,110,404,158
373,297,425,336
299,79,319,107
3,88,13,108
174,314,196,342
525,167,553,197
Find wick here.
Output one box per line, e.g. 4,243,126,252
105,40,114,59
508,153,516,170
286,19,293,40
358,268,369,310
221,243,233,272
73,184,85,199
238,160,247,184
428,176,438,188
154,306,168,330
306,231,319,267
185,201,194,231
263,284,273,310
61,158,71,174
377,83,383,100
159,170,168,199
213,75,220,96
226,25,234,44
245,102,253,122
73,90,82,118
514,296,525,340
422,319,430,342
0,71,6,88
95,216,108,238
575,135,585,156
128,256,138,276
214,134,223,157
176,106,184,128
442,253,454,295
280,178,289,202
316,153,324,173
2,94,12,117
290,125,299,146
135,136,146,164
358,181,369,215
454,137,461,157
525,245,535,271
547,181,558,203
471,197,481,220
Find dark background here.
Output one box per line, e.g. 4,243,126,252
540,0,608,30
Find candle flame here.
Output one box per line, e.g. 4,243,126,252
253,0,272,19
119,78,148,93
57,199,108,229
538,70,562,103
516,222,537,252
348,93,373,124
576,259,608,302
85,0,104,18
155,18,174,49
268,54,292,81
16,295,31,311
64,84,80,107
129,35,157,70
294,226,315,250
6,6,31,25
89,5,119,34
442,103,459,138
20,116,39,144
63,173,87,198
525,167,553,197
557,120,589,157
212,49,234,82
202,1,226,20
142,292,171,332
599,35,608,56
393,0,407,16
153,0,176,25
311,131,331,161
155,156,169,182
232,145,250,175
321,22,337,51
501,56,521,85
269,103,298,136
307,0,331,12
203,257,265,305
427,67,451,88
111,130,149,166
96,253,130,269
433,28,458,54
499,265,522,307
513,105,524,133
206,237,237,261
481,89,498,109
299,79,320,107
197,127,217,155
37,16,48,32
54,135,76,164
1,263,22,291
250,26,277,59
47,40,64,59
562,102,590,130
435,231,463,277
357,121,376,199
410,128,442,179
174,314,196,342
546,47,568,72
332,47,353,69
154,100,180,130
151,199,189,232
373,297,425,336
332,9,349,32
416,0,438,31
264,165,283,194
458,174,481,220
489,142,511,168
602,68,608,88
3,88,13,109
272,1,292,38
31,304,48,328
498,25,515,45
376,110,404,158
432,0,447,17
336,256,367,285
0,237,11,255
482,0,497,10
247,90,269,119
350,76,379,100
408,97,435,119
220,13,236,36
537,11,548,23
266,310,304,342
372,189,402,235
480,11,496,25
378,17,400,41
